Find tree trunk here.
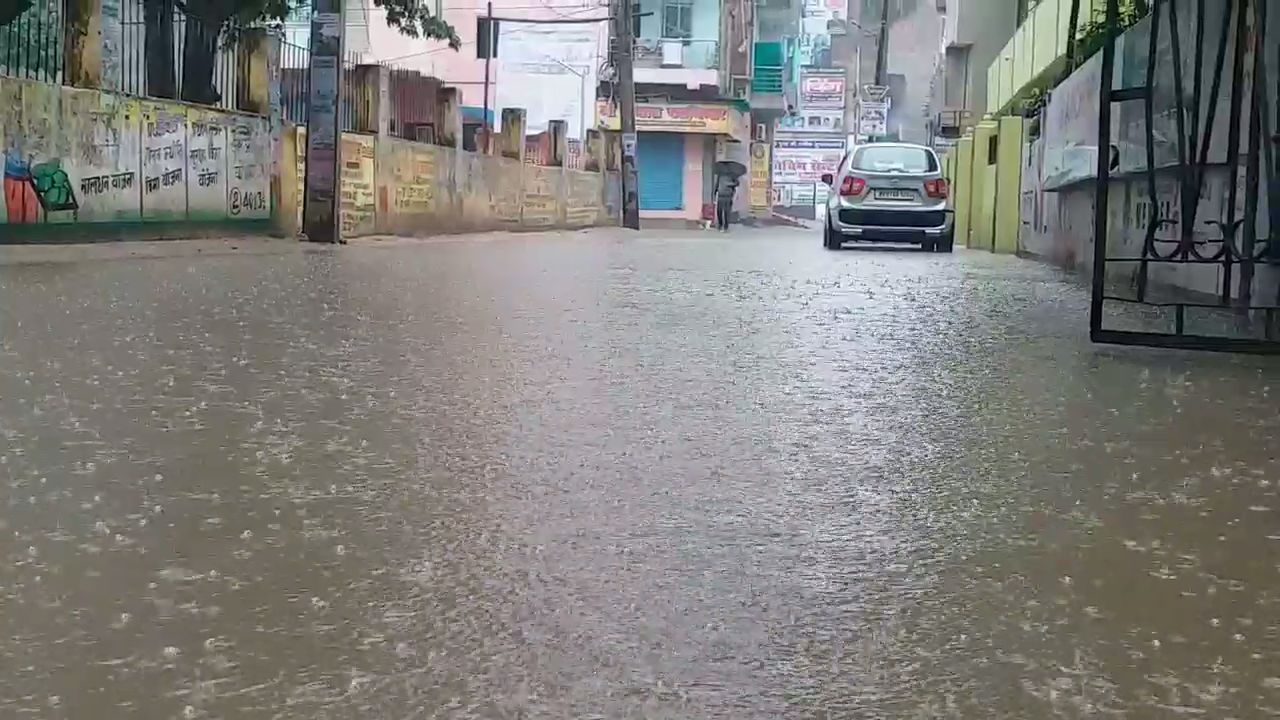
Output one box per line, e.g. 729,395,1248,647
180,13,222,105
145,0,176,98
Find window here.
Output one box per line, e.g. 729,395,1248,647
852,146,939,173
662,0,693,39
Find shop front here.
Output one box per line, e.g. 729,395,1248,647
598,100,750,221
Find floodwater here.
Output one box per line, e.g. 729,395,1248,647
2,228,1279,719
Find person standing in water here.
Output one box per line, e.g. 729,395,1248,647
714,173,738,232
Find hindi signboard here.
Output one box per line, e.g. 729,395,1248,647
800,71,846,110
598,100,748,140
771,136,846,184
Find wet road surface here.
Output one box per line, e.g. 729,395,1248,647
3,227,1280,718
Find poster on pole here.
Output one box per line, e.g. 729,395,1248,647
749,142,771,212
858,101,888,137
862,84,890,103
303,2,344,243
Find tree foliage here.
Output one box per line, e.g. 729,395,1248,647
0,0,60,77
372,0,460,48
133,0,457,105
2,0,459,97
195,0,458,48
0,0,38,29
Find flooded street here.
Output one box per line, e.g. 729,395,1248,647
3,227,1280,718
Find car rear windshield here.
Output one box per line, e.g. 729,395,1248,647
852,146,937,173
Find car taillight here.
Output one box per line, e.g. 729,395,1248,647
924,178,949,199
839,176,866,196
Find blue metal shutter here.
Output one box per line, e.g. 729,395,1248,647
637,133,684,211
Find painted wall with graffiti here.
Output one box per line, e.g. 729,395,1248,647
339,134,376,237
348,132,613,237
280,128,614,238
1,75,270,238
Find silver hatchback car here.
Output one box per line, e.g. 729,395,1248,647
821,142,955,252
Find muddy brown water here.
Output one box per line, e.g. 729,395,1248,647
3,229,1279,718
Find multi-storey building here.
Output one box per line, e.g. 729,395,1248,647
597,0,755,223
935,0,1023,138
364,0,610,140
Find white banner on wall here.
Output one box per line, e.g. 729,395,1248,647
777,111,845,134
772,136,846,185
773,183,830,217
495,22,602,139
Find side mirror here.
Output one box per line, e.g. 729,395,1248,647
820,173,834,186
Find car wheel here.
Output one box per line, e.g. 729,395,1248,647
937,233,955,253
921,239,936,253
824,217,841,250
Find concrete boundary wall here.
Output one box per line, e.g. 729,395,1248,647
1,76,272,242
3,75,618,244
283,128,618,239
1014,0,1277,301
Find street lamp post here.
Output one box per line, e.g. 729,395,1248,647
546,56,591,141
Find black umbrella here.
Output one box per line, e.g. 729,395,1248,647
714,160,747,178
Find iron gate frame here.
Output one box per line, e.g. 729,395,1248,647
1091,0,1280,353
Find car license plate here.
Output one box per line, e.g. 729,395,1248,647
875,189,915,201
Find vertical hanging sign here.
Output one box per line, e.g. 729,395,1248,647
303,2,344,243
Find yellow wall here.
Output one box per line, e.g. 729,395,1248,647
283,128,618,239
341,133,377,237
968,121,999,251
987,0,1124,113
277,125,300,237
952,136,975,251
994,116,1026,254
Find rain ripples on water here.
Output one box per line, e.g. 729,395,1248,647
2,229,1279,718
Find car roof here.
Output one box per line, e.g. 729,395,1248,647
854,142,935,153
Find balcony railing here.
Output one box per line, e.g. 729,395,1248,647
751,41,786,95
633,38,719,70
752,66,783,94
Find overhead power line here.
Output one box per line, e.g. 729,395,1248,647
373,5,607,63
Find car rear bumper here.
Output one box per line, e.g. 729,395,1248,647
832,207,953,243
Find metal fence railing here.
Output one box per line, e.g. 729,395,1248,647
384,66,440,140
0,0,65,84
280,37,310,125
3,2,458,136
284,53,447,138
116,0,243,111
1,0,258,113
282,44,382,133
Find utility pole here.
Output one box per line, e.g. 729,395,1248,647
873,0,889,85
616,0,640,229
481,1,493,132
302,0,345,243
